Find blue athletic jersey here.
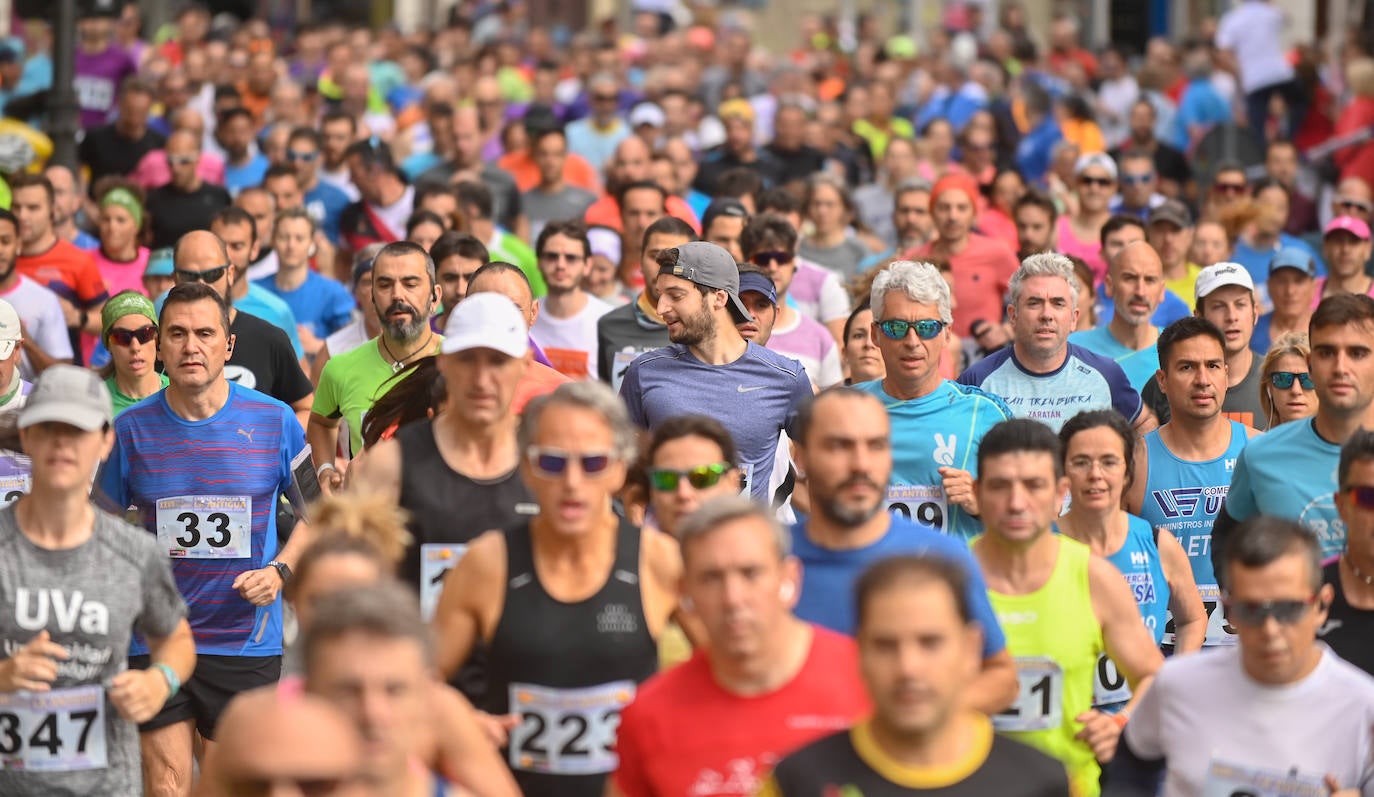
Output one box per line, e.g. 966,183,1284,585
854,379,1013,540
253,270,356,340
1225,417,1344,558
957,342,1142,432
1067,326,1161,393
790,515,1007,657
98,382,304,656
619,342,811,502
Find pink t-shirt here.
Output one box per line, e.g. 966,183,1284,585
1057,215,1108,287
129,150,226,191
1312,277,1374,308
95,247,150,298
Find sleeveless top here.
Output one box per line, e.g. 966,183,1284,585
1138,421,1247,647
484,519,658,797
989,536,1104,797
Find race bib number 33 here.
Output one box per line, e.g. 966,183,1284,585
156,495,253,559
508,681,635,775
0,685,106,772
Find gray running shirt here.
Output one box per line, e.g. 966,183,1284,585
0,505,185,797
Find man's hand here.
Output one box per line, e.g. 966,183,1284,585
0,631,68,692
55,295,81,328
233,567,284,606
1326,775,1360,796
474,711,521,748
319,464,343,495
108,667,171,723
1074,710,1124,763
939,466,979,515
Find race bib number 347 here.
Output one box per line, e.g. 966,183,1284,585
508,681,635,775
156,495,253,559
0,685,106,772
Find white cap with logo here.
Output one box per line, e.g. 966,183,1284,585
1194,262,1256,302
0,298,21,361
440,292,530,359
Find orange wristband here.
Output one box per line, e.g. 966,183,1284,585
1111,712,1130,729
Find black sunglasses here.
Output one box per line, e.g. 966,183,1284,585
749,251,794,267
877,318,946,341
108,324,158,346
1078,176,1113,188
527,446,614,478
1345,486,1374,510
1224,595,1319,626
649,463,729,491
175,265,230,284
1269,371,1314,390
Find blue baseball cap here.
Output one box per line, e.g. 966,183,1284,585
737,270,777,305
145,247,175,277
1269,247,1316,278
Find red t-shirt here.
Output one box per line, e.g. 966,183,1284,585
583,194,702,234
497,149,603,194
17,238,108,308
909,233,1019,338
612,625,870,797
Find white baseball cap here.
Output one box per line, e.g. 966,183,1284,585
440,292,530,359
18,364,113,431
0,298,20,360
1195,262,1256,302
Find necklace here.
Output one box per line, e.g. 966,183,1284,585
1346,554,1374,586
380,332,434,374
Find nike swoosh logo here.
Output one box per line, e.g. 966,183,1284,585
1319,619,1343,636
737,385,765,393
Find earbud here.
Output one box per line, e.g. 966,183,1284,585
680,596,694,611
779,582,795,602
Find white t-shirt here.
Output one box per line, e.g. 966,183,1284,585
789,258,851,327
769,310,843,388
325,317,370,359
2,276,73,380
1216,1,1295,93
1124,645,1374,797
531,294,613,380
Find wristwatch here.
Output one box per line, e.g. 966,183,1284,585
267,560,292,583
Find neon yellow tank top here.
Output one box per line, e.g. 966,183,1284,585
988,535,1104,797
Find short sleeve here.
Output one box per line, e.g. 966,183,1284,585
609,702,653,797
312,358,343,418
133,528,187,641
75,253,109,305
33,288,74,360
1105,361,1143,422
817,343,844,388
1223,447,1258,522
619,362,647,427
325,281,356,336
783,366,813,440
818,272,850,323
279,406,307,493
270,330,314,405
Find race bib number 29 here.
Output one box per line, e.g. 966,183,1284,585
886,484,947,534
156,495,253,559
0,685,106,772
508,681,635,775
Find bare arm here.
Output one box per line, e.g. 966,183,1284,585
424,683,522,797
290,394,314,433
433,531,505,679
306,412,343,494
1132,405,1159,436
966,648,1020,715
343,437,402,503
1157,529,1207,654
309,342,333,386
20,338,70,373
642,529,683,640
1091,556,1164,716
1123,437,1149,515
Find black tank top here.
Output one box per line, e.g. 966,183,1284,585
484,518,658,797
395,418,535,702
1320,560,1374,677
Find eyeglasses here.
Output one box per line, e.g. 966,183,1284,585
287,150,318,162
1078,176,1113,188
540,251,584,263
1214,181,1247,195
527,446,615,478
749,251,794,267
877,318,946,341
1121,173,1155,186
648,463,729,491
1339,199,1374,215
1268,371,1314,390
1224,595,1320,626
175,265,230,284
167,155,197,166
1344,485,1374,510
592,93,619,103
108,324,158,346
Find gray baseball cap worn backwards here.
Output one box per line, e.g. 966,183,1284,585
664,241,754,323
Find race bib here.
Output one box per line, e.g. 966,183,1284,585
611,351,641,392
155,495,253,559
1092,654,1131,709
1202,759,1327,797
0,685,106,772
739,463,753,497
508,681,635,775
993,656,1063,733
1163,583,1236,647
0,471,29,508
419,543,467,621
886,484,947,534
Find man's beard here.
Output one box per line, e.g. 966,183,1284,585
668,306,715,346
380,300,430,341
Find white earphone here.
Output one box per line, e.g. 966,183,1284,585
780,582,795,602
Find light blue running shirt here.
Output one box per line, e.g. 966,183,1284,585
1138,420,1249,648
854,378,1013,540
1225,417,1344,558
1067,326,1161,393
957,342,1142,432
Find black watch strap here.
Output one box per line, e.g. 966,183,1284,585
268,560,291,582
